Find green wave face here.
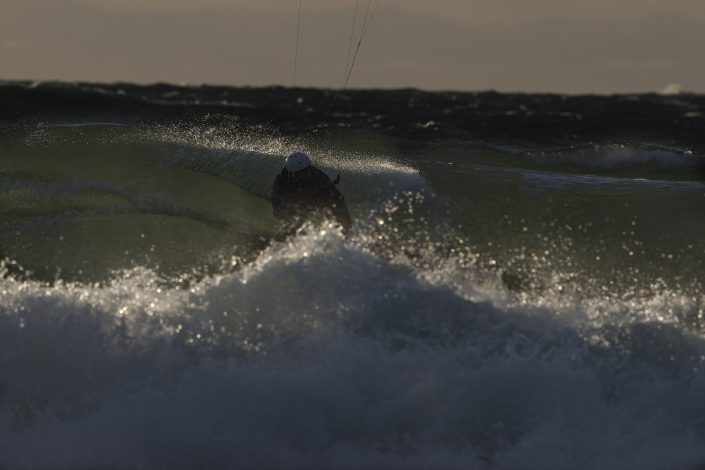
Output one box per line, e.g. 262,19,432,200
0,123,430,281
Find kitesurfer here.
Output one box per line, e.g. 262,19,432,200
271,152,351,232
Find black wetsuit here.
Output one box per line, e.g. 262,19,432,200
271,166,351,231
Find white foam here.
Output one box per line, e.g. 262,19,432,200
527,143,703,172
1,233,705,469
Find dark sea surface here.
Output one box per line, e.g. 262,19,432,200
1,80,705,469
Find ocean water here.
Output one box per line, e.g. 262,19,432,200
1,81,705,469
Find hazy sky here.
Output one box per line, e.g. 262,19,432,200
2,0,704,93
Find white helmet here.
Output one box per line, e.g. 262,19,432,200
285,152,312,173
